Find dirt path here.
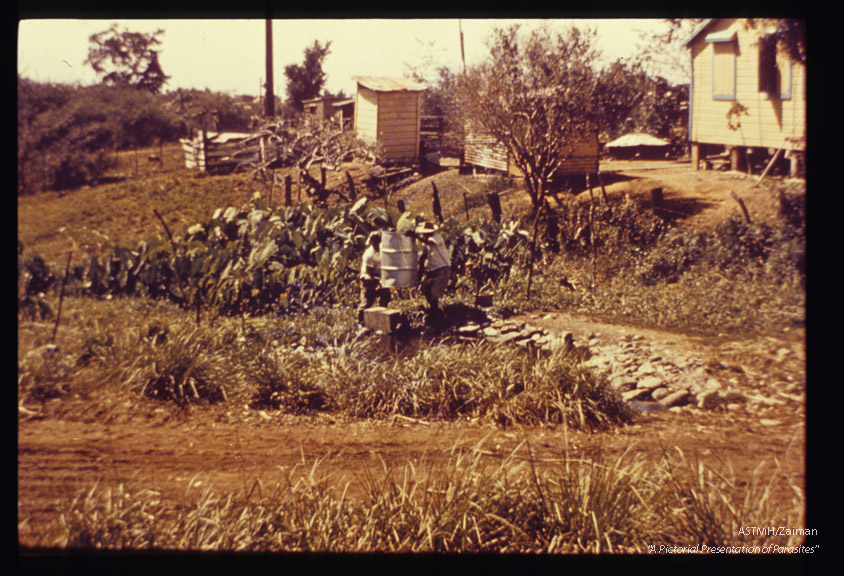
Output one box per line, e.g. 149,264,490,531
598,159,797,230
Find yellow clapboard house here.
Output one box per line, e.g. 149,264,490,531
684,18,806,175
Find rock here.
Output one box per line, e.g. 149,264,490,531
635,362,656,376
585,355,611,369
547,334,574,353
610,376,636,391
651,387,673,401
457,324,480,337
698,390,724,410
482,327,501,338
659,389,690,408
637,376,664,390
629,400,667,414
623,388,651,402
760,419,781,426
703,378,722,392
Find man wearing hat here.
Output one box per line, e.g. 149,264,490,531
412,222,451,321
358,231,390,325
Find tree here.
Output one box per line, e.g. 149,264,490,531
459,24,606,210
637,18,806,83
284,40,332,113
85,24,170,94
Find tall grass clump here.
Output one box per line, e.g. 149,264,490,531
29,444,803,553
122,322,231,404
310,337,632,429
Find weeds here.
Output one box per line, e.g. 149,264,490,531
30,442,803,553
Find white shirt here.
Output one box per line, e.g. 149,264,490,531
422,233,451,271
360,245,381,279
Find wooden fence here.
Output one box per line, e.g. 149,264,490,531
180,131,265,173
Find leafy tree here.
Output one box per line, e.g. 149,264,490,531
459,24,607,209
17,79,184,193
166,88,262,134
284,40,332,113
85,24,170,94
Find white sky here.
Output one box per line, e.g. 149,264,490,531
17,18,682,98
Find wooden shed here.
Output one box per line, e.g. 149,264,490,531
303,96,355,129
684,18,806,175
464,127,599,177
353,76,426,164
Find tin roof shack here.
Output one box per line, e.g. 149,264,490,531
303,96,355,129
353,77,426,164
684,18,805,176
605,133,672,160
464,127,599,178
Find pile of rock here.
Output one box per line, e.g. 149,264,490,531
449,317,761,413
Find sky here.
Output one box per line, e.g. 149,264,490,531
17,18,683,98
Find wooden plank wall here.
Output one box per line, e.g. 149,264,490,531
354,87,379,144
376,91,420,162
465,130,599,176
180,133,263,173
689,18,806,151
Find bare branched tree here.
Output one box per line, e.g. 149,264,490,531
239,117,378,204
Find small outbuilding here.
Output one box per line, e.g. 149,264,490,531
605,133,672,160
353,76,426,164
464,128,599,177
303,96,355,129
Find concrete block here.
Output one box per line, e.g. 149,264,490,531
363,307,404,333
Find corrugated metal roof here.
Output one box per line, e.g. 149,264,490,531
331,99,355,107
353,76,426,92
606,133,671,148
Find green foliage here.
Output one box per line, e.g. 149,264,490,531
165,88,261,134
18,243,56,320
85,24,170,94
284,40,332,113
460,24,604,208
17,79,185,193
123,323,229,405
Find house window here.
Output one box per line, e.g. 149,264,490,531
712,41,736,100
759,36,793,100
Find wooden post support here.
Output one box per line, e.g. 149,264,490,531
651,187,664,205
789,151,801,178
597,172,609,205
755,148,783,187
345,171,356,201
432,182,444,223
486,191,502,223
730,147,741,172
730,191,752,223
691,143,701,171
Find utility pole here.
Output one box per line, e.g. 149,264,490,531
265,19,275,118
459,19,466,74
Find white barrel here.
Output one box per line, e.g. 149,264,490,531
380,230,418,288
